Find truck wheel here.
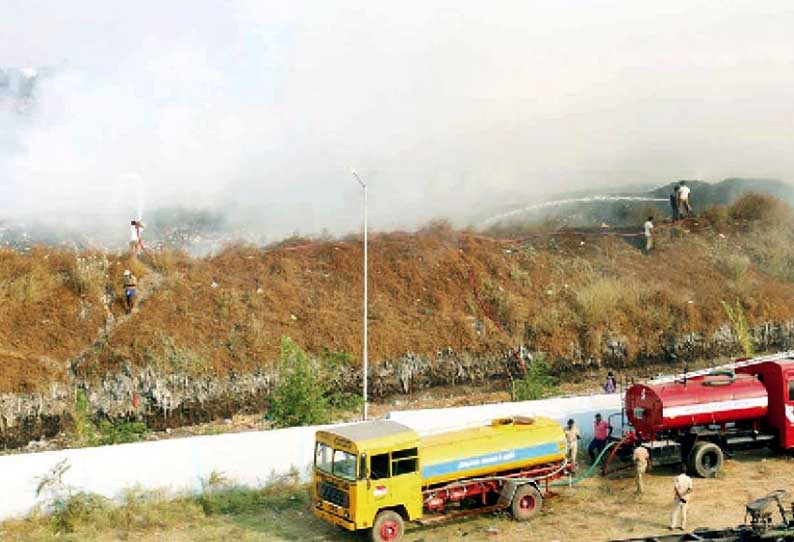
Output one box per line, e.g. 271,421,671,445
370,510,404,542
688,441,724,478
511,484,543,522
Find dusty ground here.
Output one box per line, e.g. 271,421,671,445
2,449,792,542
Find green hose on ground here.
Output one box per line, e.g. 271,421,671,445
550,441,618,487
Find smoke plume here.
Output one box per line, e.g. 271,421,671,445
2,1,794,243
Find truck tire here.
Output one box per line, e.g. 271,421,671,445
688,441,724,478
370,510,404,542
511,484,543,522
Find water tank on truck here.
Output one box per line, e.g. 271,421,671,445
624,372,770,477
312,416,567,542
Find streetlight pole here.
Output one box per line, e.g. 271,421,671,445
352,171,368,421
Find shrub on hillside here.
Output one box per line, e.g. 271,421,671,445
64,254,108,300
575,277,641,328
712,249,751,281
702,204,730,227
511,357,558,401
729,193,792,227
744,229,794,282
418,218,456,240
270,336,329,427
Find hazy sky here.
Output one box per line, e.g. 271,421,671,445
2,1,794,237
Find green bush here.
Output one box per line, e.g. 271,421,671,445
269,337,329,427
97,420,148,445
71,390,96,447
722,299,754,357
512,357,558,401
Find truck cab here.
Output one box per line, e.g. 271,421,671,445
738,360,794,449
313,420,422,540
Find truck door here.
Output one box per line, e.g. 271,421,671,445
363,448,423,527
784,370,794,449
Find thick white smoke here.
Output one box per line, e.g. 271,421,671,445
1,1,794,241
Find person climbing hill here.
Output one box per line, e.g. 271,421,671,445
123,269,137,313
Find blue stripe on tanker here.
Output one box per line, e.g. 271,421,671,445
422,441,563,479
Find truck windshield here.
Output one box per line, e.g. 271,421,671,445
332,449,357,481
315,443,357,482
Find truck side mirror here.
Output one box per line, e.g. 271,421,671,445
359,453,368,480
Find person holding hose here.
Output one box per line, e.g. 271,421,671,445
588,413,611,463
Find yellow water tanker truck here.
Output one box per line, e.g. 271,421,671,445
313,416,567,542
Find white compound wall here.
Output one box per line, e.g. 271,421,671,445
0,393,621,520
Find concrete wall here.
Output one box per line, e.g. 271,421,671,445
0,393,621,521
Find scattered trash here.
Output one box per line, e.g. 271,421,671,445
211,281,219,288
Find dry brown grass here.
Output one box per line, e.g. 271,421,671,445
6,197,794,393
1,450,791,541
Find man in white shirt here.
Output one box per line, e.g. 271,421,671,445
678,181,692,218
670,465,693,530
643,216,654,254
129,220,144,255
564,419,582,472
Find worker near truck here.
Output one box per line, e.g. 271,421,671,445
670,465,693,531
588,413,611,463
564,418,582,472
632,443,650,496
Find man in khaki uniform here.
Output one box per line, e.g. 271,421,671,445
632,443,650,496
564,419,582,472
670,465,693,530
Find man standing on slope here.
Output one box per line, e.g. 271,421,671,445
564,418,582,472
678,181,693,218
643,216,654,254
130,220,145,256
589,413,610,463
670,185,680,222
670,464,693,530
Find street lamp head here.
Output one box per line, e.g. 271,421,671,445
352,171,366,188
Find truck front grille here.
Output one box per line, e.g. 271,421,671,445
319,481,349,508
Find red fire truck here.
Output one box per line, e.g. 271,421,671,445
616,356,794,477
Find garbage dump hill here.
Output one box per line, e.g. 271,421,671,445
3,193,794,448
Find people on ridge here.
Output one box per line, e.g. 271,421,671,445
130,220,145,255
670,185,680,222
678,181,693,218
643,216,654,254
